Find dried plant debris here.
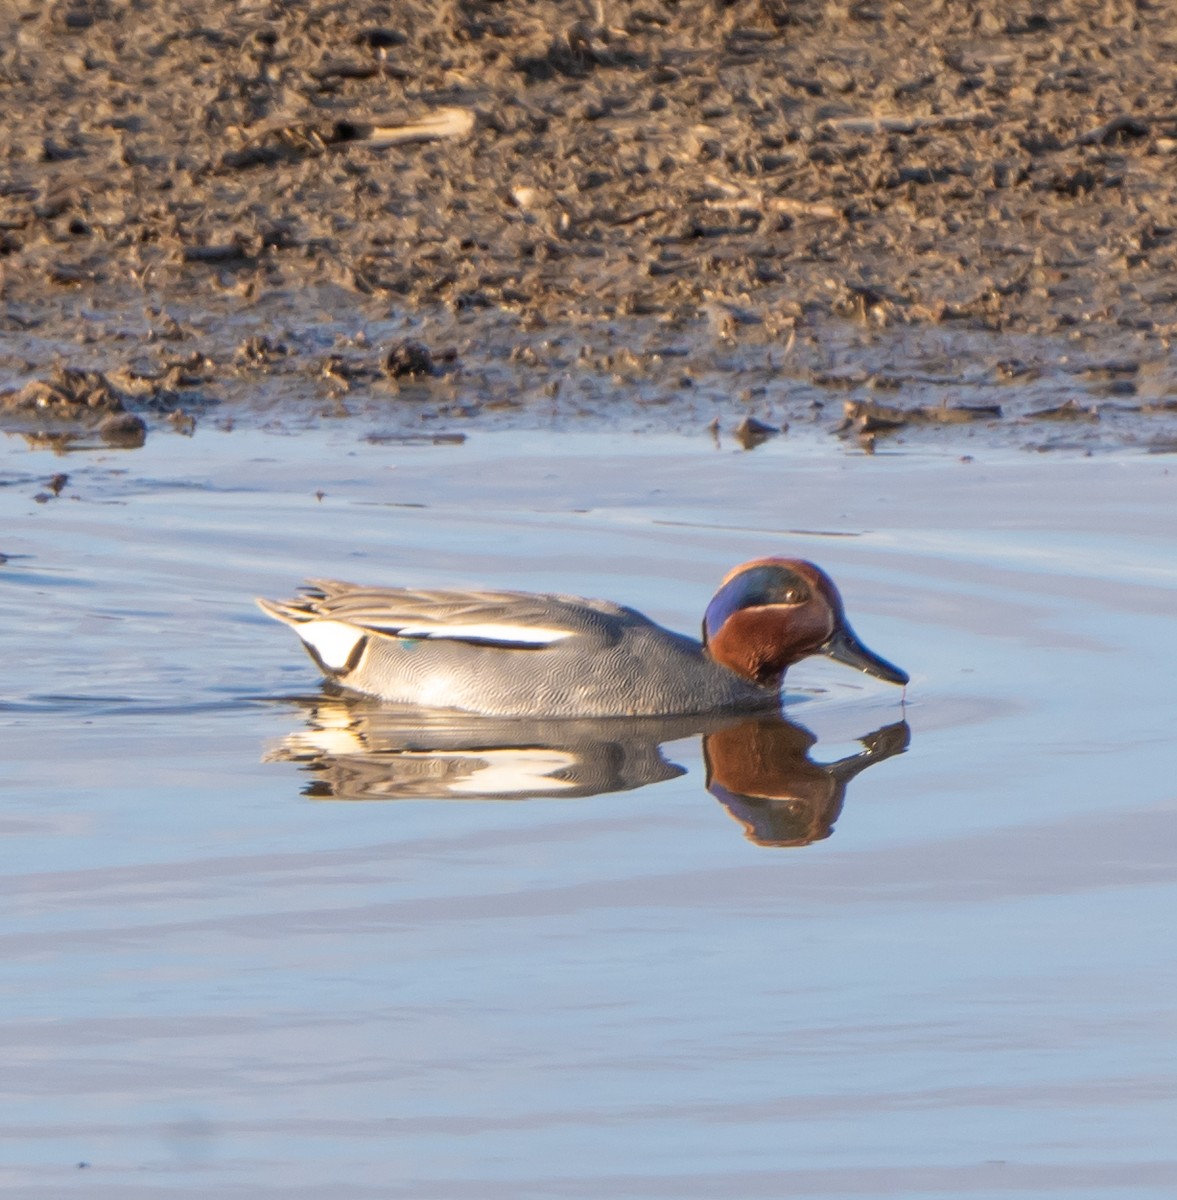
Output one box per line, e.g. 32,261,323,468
220,108,474,170
332,108,476,150
0,364,185,450
236,335,289,367
2,368,125,415
837,399,1003,437
1025,399,1100,422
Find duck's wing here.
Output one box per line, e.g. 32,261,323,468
257,579,646,650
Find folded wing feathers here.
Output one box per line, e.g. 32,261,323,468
260,580,628,648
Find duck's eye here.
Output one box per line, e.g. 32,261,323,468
780,586,808,604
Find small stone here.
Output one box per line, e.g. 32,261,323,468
383,341,436,379
98,412,148,448
734,416,781,450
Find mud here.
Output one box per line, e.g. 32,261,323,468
4,0,1177,451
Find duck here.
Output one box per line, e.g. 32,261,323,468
257,557,908,718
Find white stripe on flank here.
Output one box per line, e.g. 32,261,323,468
298,620,366,669
391,623,574,646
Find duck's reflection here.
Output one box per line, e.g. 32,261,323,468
267,698,909,848
704,716,909,846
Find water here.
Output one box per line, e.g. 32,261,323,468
2,425,1175,1198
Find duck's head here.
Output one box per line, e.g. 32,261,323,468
702,558,908,689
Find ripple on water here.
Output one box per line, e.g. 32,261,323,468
1,428,1175,1196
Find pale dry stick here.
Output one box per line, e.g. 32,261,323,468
819,111,990,135
703,175,840,221
342,107,476,149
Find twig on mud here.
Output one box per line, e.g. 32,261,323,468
819,111,990,136
220,108,476,171
1025,399,1100,421
703,175,841,221
333,107,476,150
836,398,1003,437
1074,114,1156,146
763,196,841,220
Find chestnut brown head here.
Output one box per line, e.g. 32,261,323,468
702,558,908,689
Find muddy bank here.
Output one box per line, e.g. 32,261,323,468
3,0,1177,451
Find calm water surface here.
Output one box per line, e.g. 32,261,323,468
1,426,1175,1198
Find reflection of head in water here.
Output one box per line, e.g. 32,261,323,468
267,699,909,848
704,717,910,848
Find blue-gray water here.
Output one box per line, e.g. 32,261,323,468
2,427,1175,1198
